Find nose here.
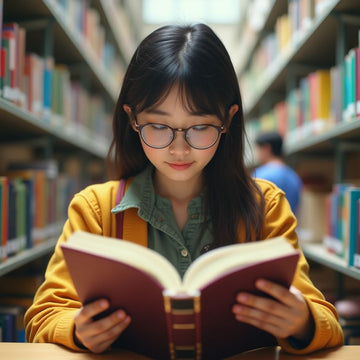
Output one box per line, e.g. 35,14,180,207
168,130,190,154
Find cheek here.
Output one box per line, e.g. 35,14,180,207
141,143,163,163
197,144,219,164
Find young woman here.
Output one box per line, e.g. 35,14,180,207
25,23,343,355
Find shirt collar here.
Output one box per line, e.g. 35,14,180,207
111,165,155,222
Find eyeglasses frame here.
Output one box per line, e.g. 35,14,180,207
133,119,225,150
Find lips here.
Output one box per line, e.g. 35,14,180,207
167,162,192,170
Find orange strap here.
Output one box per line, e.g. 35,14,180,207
116,178,148,247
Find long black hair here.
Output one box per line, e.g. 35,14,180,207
107,23,264,245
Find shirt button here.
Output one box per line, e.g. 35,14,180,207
158,216,163,222
181,249,188,257
191,214,199,219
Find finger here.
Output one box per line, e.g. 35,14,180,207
254,279,297,306
83,314,132,353
235,291,289,320
76,309,128,339
75,299,110,326
232,306,291,339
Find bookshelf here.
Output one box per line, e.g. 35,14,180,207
240,0,360,293
302,242,360,281
0,1,136,287
0,237,57,277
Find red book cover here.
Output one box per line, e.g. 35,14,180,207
61,232,299,360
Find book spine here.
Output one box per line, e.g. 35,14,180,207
163,293,201,360
356,47,360,117
354,199,360,269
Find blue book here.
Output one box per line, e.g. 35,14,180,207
346,188,360,266
0,313,15,342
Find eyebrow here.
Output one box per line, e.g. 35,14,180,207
144,109,169,116
144,108,212,117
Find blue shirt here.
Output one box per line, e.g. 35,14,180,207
253,163,302,214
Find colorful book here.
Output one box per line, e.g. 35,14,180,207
354,199,360,269
61,232,299,360
344,48,356,121
356,47,360,117
0,176,8,262
343,187,360,266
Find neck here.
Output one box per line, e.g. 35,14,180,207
153,172,204,202
266,156,284,165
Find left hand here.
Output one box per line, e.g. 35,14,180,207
232,279,314,344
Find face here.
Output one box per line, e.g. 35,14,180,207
255,143,272,165
124,86,238,188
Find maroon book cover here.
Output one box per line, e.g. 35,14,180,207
61,243,299,360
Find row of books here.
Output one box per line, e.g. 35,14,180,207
246,38,360,145
323,184,360,269
0,273,44,342
0,20,113,143
240,0,339,109
0,160,77,263
49,0,124,88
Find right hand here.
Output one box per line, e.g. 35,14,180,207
74,298,131,353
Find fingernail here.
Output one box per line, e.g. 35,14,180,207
100,300,108,308
238,294,248,302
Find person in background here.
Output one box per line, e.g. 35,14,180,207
253,131,303,215
24,24,342,355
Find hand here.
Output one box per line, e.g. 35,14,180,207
232,279,314,344
74,299,131,353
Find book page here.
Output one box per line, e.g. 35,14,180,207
182,237,297,291
64,231,183,291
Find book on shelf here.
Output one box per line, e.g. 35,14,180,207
61,231,300,360
356,47,360,117
343,48,357,122
343,187,360,266
0,305,26,342
6,178,26,256
354,200,360,269
0,176,8,262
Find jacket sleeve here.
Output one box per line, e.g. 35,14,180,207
24,185,116,350
258,180,344,354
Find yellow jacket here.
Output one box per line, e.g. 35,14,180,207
24,178,343,354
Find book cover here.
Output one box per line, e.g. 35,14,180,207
0,177,8,262
354,199,360,269
356,47,360,117
61,232,299,360
344,187,360,266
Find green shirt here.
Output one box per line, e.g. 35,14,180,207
111,166,213,277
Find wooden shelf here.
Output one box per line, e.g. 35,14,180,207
4,0,120,102
237,0,288,75
242,0,359,118
302,242,360,281
0,98,109,158
284,118,360,155
243,0,339,117
0,238,57,277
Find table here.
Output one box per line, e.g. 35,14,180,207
0,343,359,360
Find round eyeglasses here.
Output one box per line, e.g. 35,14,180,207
134,120,224,150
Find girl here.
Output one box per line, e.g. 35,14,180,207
25,23,343,356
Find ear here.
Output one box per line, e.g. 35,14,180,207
123,104,137,131
223,104,239,131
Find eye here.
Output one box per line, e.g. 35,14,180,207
191,125,211,132
149,123,169,130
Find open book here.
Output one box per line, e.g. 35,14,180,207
61,231,300,360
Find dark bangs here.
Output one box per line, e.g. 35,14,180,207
125,24,237,122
